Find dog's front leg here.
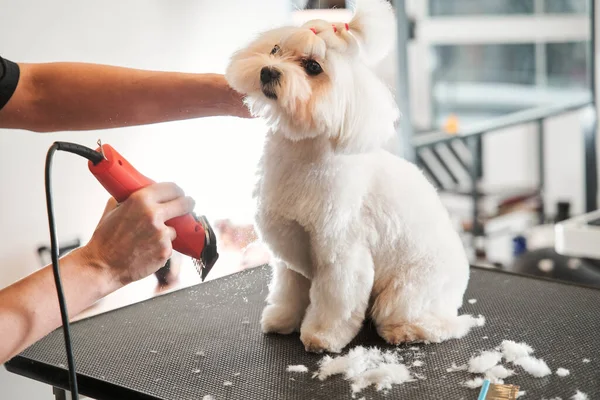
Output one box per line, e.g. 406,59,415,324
257,214,313,334
255,213,313,276
261,259,311,334
300,242,374,353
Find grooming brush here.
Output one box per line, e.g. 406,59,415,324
477,379,521,400
87,140,218,281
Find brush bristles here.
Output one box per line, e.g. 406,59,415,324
485,383,520,400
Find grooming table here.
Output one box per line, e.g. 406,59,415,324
4,265,600,399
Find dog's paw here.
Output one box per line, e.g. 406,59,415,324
377,323,430,345
300,328,347,354
260,304,301,335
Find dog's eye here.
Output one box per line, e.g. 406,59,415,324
302,59,322,76
270,45,280,55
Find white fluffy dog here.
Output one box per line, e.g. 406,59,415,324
225,0,481,354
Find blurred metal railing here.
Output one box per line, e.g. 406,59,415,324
412,96,596,248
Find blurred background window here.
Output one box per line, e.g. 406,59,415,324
423,0,591,129
544,0,588,13
429,0,534,16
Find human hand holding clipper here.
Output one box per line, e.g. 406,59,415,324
88,141,219,281
82,183,194,288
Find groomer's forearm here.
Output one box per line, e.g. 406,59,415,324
0,62,249,132
0,248,119,364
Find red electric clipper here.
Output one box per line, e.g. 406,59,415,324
87,140,218,281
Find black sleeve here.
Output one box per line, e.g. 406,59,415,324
0,56,20,111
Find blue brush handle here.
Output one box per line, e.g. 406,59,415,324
477,379,491,400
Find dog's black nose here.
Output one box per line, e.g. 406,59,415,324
260,67,281,84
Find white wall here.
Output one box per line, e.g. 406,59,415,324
0,0,290,398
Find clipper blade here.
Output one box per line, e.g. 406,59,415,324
193,214,219,282
193,258,207,281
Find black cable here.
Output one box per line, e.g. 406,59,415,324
44,141,104,400
55,141,105,165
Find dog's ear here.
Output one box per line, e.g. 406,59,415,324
347,0,397,64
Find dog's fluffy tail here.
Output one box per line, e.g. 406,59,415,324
348,0,397,64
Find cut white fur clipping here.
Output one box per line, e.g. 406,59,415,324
316,346,412,395
517,391,526,398
202,396,215,400
513,356,551,378
413,372,426,380
583,358,590,363
463,377,485,389
468,298,477,304
223,381,233,386
456,339,567,393
350,363,412,394
484,365,514,380
412,360,424,367
571,390,589,400
499,339,550,377
468,350,503,373
447,362,468,373
500,340,534,362
287,365,309,373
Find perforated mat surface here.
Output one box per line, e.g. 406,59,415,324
5,265,600,399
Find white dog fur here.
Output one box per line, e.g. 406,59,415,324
225,0,481,354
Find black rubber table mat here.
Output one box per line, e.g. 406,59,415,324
5,265,600,399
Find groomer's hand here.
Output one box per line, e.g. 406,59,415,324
79,182,195,290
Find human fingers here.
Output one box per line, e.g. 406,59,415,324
166,226,177,241
159,196,196,222
134,182,185,204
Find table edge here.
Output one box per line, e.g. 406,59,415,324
3,357,161,400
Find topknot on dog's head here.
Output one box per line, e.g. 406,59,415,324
346,0,397,64
298,0,396,63
299,18,358,56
